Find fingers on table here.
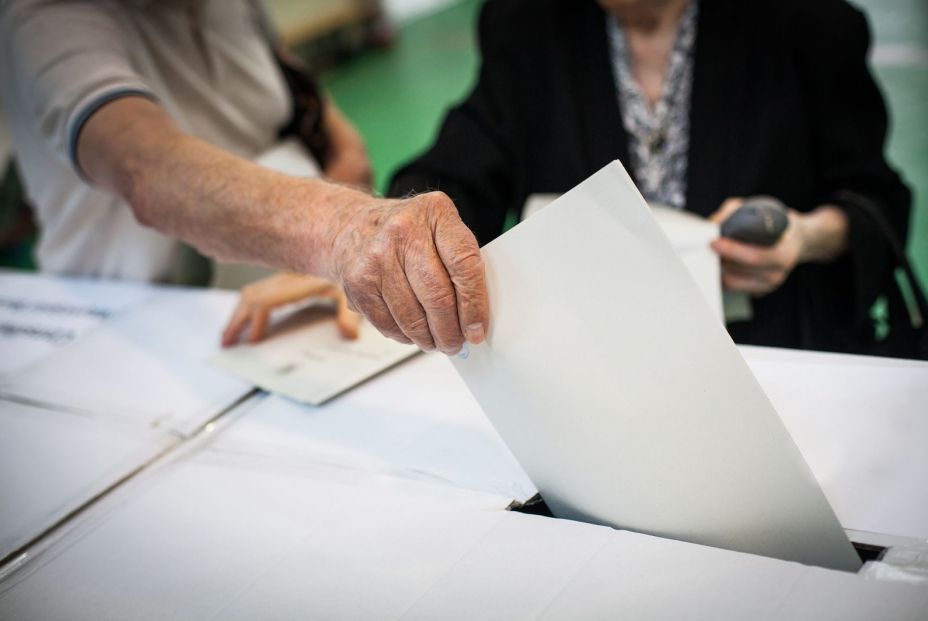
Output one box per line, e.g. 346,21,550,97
246,307,270,343
335,292,361,340
221,304,251,347
220,304,269,347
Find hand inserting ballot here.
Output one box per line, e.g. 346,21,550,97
322,191,488,355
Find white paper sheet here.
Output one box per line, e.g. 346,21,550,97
210,353,535,502
0,270,154,375
211,303,419,405
650,206,722,320
741,347,928,541
0,399,176,561
0,288,252,436
455,162,860,571
523,195,723,320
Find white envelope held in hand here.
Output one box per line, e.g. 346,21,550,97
524,195,723,320
453,161,861,571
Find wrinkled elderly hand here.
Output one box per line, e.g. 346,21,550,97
221,273,360,347
323,191,489,354
709,197,849,296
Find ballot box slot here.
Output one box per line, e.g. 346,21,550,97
510,493,889,564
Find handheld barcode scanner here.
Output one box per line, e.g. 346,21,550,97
720,196,789,246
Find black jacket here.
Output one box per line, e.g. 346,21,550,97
390,0,913,355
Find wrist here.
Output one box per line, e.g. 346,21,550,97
292,178,379,280
796,205,850,264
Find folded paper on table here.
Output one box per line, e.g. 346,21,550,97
456,161,860,571
211,304,419,405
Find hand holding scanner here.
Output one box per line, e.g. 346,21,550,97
720,196,789,246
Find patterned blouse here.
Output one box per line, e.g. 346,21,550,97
606,1,699,211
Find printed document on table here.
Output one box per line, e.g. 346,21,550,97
454,161,861,571
0,288,251,436
211,304,419,405
0,270,154,375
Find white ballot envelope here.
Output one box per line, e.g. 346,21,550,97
649,205,723,320
211,304,418,405
524,195,723,321
456,162,861,571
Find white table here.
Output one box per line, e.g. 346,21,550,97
1,272,927,618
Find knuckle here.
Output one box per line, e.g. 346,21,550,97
447,249,483,277
374,322,407,343
342,262,377,292
365,238,391,264
383,214,413,241
423,191,454,213
424,288,457,313
341,261,363,284
402,314,430,335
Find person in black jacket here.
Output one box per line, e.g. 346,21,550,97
389,0,915,356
